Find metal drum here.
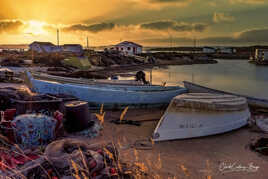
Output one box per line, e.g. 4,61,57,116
64,101,91,133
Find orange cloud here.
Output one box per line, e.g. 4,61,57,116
213,13,235,23
0,20,24,34
229,0,265,4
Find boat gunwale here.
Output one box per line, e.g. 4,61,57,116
34,78,186,93
183,81,268,103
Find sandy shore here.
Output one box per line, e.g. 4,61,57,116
89,108,268,179
1,83,267,178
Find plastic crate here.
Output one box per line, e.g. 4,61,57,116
11,95,63,115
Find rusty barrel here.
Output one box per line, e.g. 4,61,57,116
64,101,91,133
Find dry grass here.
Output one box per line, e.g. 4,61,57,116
120,106,129,122
0,106,215,179
94,104,105,125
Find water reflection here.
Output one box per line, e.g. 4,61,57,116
143,60,268,99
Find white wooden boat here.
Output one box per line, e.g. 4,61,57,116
153,93,250,141
183,81,268,109
25,71,187,109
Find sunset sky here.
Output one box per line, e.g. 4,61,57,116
0,0,268,46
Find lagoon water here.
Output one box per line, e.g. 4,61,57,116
144,60,268,99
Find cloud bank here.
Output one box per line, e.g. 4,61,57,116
140,20,208,32
0,20,23,34
141,28,268,45
63,23,116,33
213,12,235,23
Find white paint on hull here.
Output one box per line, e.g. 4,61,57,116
26,71,187,109
153,93,251,141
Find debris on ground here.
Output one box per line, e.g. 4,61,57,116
119,139,153,150
12,114,58,149
0,86,77,113
68,122,102,139
250,137,268,156
249,115,268,133
41,138,147,179
0,68,14,81
256,118,268,133
111,119,141,126
0,68,23,83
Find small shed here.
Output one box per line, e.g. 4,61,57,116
255,49,268,61
29,41,56,53
219,47,236,54
203,47,216,54
115,41,143,55
62,44,83,54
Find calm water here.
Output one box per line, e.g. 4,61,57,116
143,60,268,99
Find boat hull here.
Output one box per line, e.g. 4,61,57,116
26,72,187,109
153,108,250,141
153,93,250,141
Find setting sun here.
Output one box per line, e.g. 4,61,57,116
24,20,46,36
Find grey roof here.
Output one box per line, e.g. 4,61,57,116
63,44,82,47
30,41,55,46
116,41,142,47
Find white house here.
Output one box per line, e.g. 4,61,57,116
29,41,56,53
114,41,143,55
255,49,268,61
219,47,236,54
62,44,83,54
29,42,83,54
203,47,216,54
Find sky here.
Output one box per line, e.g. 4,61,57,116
0,0,268,47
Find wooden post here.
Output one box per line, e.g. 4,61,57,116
150,69,153,85
57,29,59,47
31,48,34,63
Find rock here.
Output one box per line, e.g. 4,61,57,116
250,137,268,155
256,118,268,133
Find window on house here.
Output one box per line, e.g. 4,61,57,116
127,47,131,50
121,48,124,50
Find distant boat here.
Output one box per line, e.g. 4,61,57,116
25,71,187,109
183,81,268,109
153,93,250,141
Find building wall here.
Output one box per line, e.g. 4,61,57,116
203,48,215,53
220,48,234,54
30,43,83,54
63,46,83,53
30,44,54,53
116,45,142,55
29,44,42,53
136,47,142,54
255,49,268,61
263,51,268,61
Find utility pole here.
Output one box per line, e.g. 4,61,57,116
31,48,34,63
193,36,197,54
167,30,172,49
57,29,60,46
87,37,89,50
